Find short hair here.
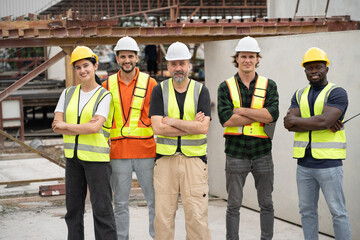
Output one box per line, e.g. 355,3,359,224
116,50,138,57
232,52,262,68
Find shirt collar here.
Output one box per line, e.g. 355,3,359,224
235,72,258,88
117,67,139,84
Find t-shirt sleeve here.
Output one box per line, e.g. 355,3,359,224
54,89,67,113
149,84,164,117
198,85,211,118
289,91,299,109
94,93,112,120
325,87,348,114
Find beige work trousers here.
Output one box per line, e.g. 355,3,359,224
154,154,211,240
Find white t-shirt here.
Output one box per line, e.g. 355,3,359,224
54,86,111,120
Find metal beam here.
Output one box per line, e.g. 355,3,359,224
61,46,76,87
0,129,65,168
0,50,66,102
0,18,358,48
110,5,178,18
0,177,65,186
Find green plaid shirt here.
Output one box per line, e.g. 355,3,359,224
217,72,279,159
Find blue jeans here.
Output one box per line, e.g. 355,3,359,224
225,153,274,240
111,158,155,240
296,165,351,240
65,157,117,240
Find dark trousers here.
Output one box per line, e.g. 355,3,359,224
225,153,274,240
65,156,117,240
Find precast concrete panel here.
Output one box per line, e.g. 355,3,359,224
205,30,360,238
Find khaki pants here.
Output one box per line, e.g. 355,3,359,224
154,154,211,240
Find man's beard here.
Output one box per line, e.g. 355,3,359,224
172,71,187,83
120,64,135,73
309,78,325,87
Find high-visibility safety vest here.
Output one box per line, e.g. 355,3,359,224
156,79,207,156
62,85,114,162
107,72,153,139
224,75,269,138
293,83,346,159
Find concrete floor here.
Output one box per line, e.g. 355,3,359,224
0,153,334,239
0,196,334,240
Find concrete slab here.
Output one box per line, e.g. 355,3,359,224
0,157,65,196
0,197,334,240
0,146,333,239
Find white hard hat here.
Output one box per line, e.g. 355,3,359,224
165,42,192,61
114,36,140,52
235,36,261,53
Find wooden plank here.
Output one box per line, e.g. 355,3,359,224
67,27,82,37
97,26,112,36
83,27,98,37
8,29,19,38
62,46,75,87
23,28,39,37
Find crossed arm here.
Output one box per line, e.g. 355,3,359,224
283,106,343,132
151,111,210,137
52,112,106,135
223,107,273,127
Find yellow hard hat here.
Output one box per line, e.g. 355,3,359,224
70,46,98,65
302,47,329,67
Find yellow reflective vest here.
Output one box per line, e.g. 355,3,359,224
62,85,114,162
293,82,346,159
156,79,207,156
224,75,269,138
107,72,153,139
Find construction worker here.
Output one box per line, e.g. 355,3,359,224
284,47,351,239
149,41,212,240
102,36,157,240
217,36,279,240
52,46,117,240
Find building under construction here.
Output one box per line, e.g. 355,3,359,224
1,0,360,238
1,0,358,138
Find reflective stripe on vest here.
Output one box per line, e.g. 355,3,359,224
108,72,153,139
293,82,346,159
62,85,112,162
223,75,269,138
156,79,207,156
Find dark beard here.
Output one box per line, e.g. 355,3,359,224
309,78,325,87
121,65,135,73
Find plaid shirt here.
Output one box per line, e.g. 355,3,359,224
217,72,279,159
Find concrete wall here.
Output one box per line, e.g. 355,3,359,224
47,47,65,81
205,30,360,238
268,0,360,21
